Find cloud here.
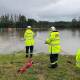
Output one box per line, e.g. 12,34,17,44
0,0,80,21
37,0,80,21
0,0,60,18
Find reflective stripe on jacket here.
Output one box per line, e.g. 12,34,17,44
24,29,34,46
76,49,80,68
46,31,61,53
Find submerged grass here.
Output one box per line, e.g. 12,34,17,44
0,52,80,80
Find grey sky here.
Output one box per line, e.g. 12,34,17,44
0,0,80,21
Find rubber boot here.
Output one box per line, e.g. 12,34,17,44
48,63,58,68
26,54,28,58
30,54,33,58
52,63,58,68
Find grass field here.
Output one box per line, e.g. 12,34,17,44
0,52,80,80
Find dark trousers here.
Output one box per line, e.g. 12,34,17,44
50,54,58,68
26,46,34,58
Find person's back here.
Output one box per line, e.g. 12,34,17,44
45,26,61,68
24,26,35,58
48,31,61,53
76,48,80,68
24,29,34,46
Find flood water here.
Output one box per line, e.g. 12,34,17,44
0,28,80,55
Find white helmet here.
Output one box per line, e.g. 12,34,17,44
27,26,31,28
51,26,56,31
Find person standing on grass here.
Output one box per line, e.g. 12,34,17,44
24,26,35,58
76,48,80,68
45,26,61,68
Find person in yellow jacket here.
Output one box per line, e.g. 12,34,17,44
24,26,35,58
45,26,61,68
76,48,80,68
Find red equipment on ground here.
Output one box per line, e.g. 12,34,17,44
18,59,33,73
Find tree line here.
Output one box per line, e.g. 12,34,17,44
0,14,80,29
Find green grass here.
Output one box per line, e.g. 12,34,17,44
0,52,80,80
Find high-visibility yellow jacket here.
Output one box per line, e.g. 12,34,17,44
24,29,34,46
76,49,80,68
46,31,61,53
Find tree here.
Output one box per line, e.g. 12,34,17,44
71,18,78,28
18,15,27,23
15,15,27,28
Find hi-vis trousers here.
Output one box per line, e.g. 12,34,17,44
50,54,58,68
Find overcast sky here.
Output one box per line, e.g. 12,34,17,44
0,0,80,21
